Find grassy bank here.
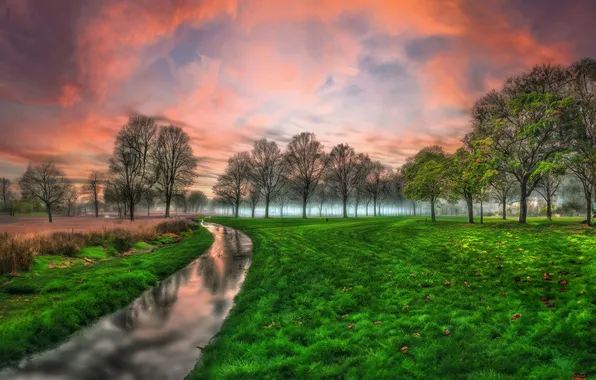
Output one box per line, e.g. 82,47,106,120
0,222,214,368
190,217,596,379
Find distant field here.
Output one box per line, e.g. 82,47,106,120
0,215,186,234
190,216,595,379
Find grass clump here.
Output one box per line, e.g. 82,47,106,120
190,216,596,380
0,233,35,275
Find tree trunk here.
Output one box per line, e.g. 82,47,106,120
430,198,436,223
147,204,150,216
546,196,552,221
366,202,369,216
412,200,416,216
373,197,377,217
251,206,255,218
302,194,307,218
585,191,592,227
234,199,240,218
95,200,99,218
129,200,135,221
519,181,528,224
47,206,53,223
280,205,284,218
319,204,323,217
480,200,484,224
342,195,348,218
465,194,474,224
165,196,171,218
265,195,270,218
355,200,359,217
502,199,507,220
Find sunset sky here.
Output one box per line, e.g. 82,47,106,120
1,0,595,194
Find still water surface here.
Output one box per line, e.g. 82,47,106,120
2,222,252,380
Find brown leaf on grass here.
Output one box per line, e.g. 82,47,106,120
374,321,382,325
571,375,586,380
515,277,521,281
501,292,506,297
348,323,355,329
341,314,348,319
464,281,470,287
444,329,451,335
413,332,421,337
559,289,568,293
511,313,521,321
444,282,452,287
410,274,417,277
400,346,408,353
559,280,567,285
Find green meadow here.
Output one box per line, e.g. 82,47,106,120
0,226,213,368
190,217,596,380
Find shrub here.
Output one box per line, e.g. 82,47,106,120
109,229,134,253
0,233,35,274
36,232,85,257
155,218,195,235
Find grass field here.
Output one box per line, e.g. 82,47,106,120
190,216,596,380
0,225,213,368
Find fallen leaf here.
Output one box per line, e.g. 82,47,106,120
348,322,355,329
374,321,382,325
444,329,451,335
559,289,568,293
572,374,586,380
515,277,521,281
444,282,452,287
559,280,567,285
502,292,506,297
511,313,521,321
264,322,275,329
410,274,417,277
413,332,421,337
464,281,470,287
341,314,348,319
400,346,408,353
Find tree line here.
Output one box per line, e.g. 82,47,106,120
214,58,596,225
0,116,203,222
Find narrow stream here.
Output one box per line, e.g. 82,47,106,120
2,222,252,380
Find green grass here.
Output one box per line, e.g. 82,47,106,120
0,225,214,368
190,216,596,379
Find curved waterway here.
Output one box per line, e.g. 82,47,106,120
2,222,252,380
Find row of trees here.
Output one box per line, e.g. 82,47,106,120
213,134,398,219
403,58,596,224
1,116,200,222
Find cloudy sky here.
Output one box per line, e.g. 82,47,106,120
1,0,595,194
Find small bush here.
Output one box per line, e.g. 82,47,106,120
0,233,36,274
109,229,134,253
155,218,195,235
85,231,106,247
37,232,85,257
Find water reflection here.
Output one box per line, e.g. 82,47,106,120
2,223,252,380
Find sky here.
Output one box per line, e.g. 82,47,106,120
1,0,595,195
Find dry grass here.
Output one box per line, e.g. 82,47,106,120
0,218,197,274
0,233,36,275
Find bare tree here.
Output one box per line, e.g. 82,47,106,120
213,152,251,218
83,171,103,217
275,184,292,218
153,125,198,218
187,190,208,212
488,172,517,220
326,144,369,218
535,173,561,221
285,133,329,218
313,182,331,217
249,139,286,218
364,161,391,217
109,115,157,221
141,189,157,216
19,162,69,223
0,177,14,215
65,185,79,217
246,184,261,218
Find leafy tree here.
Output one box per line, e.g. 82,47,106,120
488,172,518,220
469,65,574,223
402,146,449,223
534,168,564,221
19,162,69,223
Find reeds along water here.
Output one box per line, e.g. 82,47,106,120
0,218,197,275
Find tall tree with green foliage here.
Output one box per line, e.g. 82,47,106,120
402,146,449,223
469,65,574,223
446,147,491,223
